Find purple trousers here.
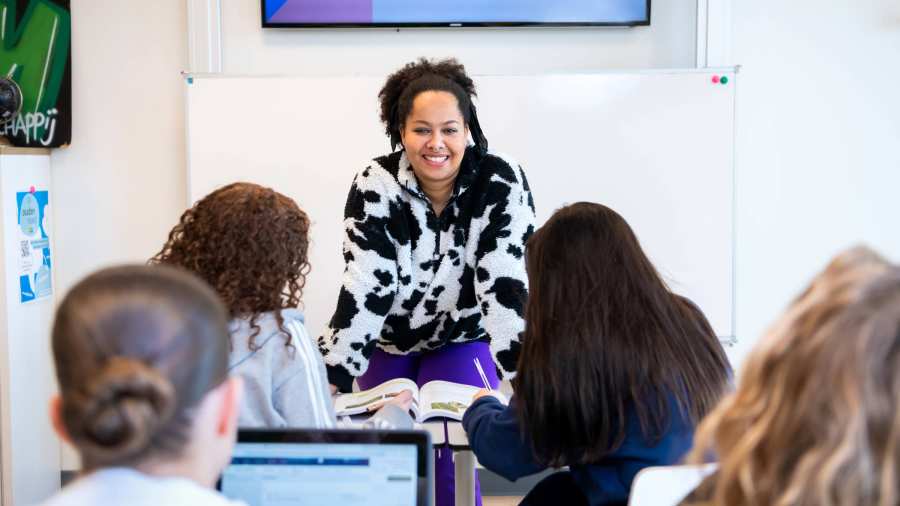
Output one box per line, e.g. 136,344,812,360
358,341,500,506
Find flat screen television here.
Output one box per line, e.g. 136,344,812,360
262,1,651,28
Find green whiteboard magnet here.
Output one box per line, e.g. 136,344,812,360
720,76,729,85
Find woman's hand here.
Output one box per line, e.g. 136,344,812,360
368,389,414,413
472,388,493,402
385,389,414,412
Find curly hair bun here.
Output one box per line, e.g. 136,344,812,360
72,357,176,466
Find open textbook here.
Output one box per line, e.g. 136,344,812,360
334,378,506,422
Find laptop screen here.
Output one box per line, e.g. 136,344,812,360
218,429,431,506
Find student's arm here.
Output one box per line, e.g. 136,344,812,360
364,402,415,430
274,320,337,427
318,170,399,393
473,156,536,379
462,396,546,481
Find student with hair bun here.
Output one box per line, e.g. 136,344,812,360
42,265,245,506
318,57,536,505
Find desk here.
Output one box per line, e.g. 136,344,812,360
421,421,477,506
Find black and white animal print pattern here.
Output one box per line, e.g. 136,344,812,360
319,146,536,391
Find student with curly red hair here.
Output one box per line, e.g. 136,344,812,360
152,182,410,429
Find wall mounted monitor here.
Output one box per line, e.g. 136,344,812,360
262,0,651,28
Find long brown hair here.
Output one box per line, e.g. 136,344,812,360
686,246,900,506
52,265,229,470
514,202,731,466
151,182,310,350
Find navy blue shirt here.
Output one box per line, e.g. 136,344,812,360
462,395,695,505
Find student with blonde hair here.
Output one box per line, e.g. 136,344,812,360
684,246,900,506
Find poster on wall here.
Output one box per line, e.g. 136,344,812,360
16,187,51,303
0,0,71,147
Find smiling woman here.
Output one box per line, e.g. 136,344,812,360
317,57,535,506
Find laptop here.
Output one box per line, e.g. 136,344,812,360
218,428,432,506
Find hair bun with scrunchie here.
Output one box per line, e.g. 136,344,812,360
69,357,177,466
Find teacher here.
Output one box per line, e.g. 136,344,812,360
318,57,535,505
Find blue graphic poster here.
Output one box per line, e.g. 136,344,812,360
16,189,51,303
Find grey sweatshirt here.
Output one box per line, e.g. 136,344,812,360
228,309,336,428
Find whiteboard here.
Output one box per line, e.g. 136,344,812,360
186,69,736,342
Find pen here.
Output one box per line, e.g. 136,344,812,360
473,357,492,391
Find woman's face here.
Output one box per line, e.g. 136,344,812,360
400,91,469,191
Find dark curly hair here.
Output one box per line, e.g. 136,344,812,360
378,57,488,155
151,182,310,351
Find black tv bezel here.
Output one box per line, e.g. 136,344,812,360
260,0,651,28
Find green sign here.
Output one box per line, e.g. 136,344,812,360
0,0,71,147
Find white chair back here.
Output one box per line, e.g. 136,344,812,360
628,464,717,506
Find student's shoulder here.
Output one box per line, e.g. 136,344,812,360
672,295,717,333
40,469,245,506
259,309,308,352
278,307,306,326
674,294,702,312
229,311,302,364
268,310,326,369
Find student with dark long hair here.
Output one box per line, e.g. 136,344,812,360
463,202,732,506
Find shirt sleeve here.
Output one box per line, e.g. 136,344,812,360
318,170,399,392
473,160,536,378
274,320,337,428
462,396,546,481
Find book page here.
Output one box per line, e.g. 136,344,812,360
418,380,482,422
333,378,420,417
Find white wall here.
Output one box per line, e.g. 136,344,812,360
729,0,900,364
52,1,187,284
49,1,188,470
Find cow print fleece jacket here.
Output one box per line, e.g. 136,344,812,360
319,146,536,392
